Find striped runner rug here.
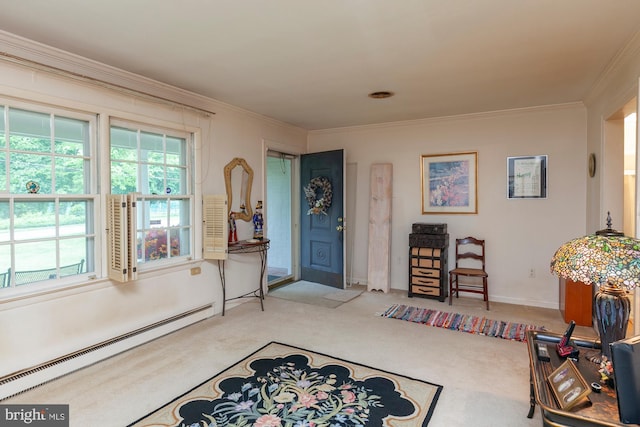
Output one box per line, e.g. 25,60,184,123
381,304,542,342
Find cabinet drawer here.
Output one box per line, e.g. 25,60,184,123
411,276,440,286
411,247,441,258
411,285,441,296
411,267,440,278
411,257,441,268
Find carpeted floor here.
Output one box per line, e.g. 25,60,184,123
269,280,363,308
129,341,443,426
3,286,597,426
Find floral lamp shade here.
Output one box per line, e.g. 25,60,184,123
550,234,640,291
550,233,640,361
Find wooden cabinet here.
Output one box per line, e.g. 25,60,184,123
409,226,448,301
559,277,593,326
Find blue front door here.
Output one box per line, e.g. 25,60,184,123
300,150,344,288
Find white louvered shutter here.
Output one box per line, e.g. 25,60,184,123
127,194,138,281
203,195,228,260
107,194,129,282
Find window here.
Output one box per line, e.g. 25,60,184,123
0,103,96,289
110,121,193,270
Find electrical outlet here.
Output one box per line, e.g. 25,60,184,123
190,266,202,275
529,268,535,278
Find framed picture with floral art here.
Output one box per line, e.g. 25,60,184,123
421,152,478,214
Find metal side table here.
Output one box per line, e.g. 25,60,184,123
217,239,270,316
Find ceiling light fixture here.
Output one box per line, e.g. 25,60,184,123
368,91,394,99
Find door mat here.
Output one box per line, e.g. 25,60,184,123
381,304,542,342
269,281,362,308
323,288,363,302
128,341,443,426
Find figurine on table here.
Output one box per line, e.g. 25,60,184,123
252,200,264,240
228,211,238,243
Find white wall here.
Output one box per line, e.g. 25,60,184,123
308,104,586,308
583,32,640,336
584,32,640,232
0,49,306,379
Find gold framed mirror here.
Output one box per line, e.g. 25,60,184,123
224,157,254,221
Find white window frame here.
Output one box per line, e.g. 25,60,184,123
0,98,99,296
108,118,195,275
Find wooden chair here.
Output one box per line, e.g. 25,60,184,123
449,237,489,310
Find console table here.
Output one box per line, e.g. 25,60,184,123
526,329,629,426
217,239,269,316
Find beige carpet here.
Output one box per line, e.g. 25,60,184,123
268,280,363,308
4,285,596,426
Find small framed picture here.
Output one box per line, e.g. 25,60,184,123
507,155,547,199
547,359,591,410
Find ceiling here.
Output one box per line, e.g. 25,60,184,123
0,1,639,130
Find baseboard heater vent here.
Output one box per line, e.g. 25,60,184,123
0,304,213,400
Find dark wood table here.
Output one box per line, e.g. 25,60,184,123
526,329,635,426
217,239,269,316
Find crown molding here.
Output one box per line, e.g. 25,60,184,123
584,30,640,106
0,30,305,131
0,30,219,114
309,102,584,135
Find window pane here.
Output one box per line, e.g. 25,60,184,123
140,131,164,164
59,237,87,271
146,164,165,195
9,108,51,152
0,152,5,191
0,105,5,148
59,200,89,236
15,240,56,272
0,201,8,243
149,199,167,228
55,156,86,194
54,116,88,156
170,228,189,257
13,201,56,240
135,231,143,262
142,228,170,261
169,199,189,226
0,245,9,287
10,152,52,194
166,136,184,166
110,127,138,161
110,161,137,194
166,166,185,195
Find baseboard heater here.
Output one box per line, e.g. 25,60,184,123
0,304,213,400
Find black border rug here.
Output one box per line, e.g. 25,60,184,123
129,341,443,426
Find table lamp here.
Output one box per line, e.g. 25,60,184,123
550,216,640,361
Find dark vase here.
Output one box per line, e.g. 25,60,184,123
594,284,630,360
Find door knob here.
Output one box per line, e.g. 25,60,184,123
336,225,344,232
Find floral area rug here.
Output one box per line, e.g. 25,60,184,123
382,304,542,342
128,341,442,426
